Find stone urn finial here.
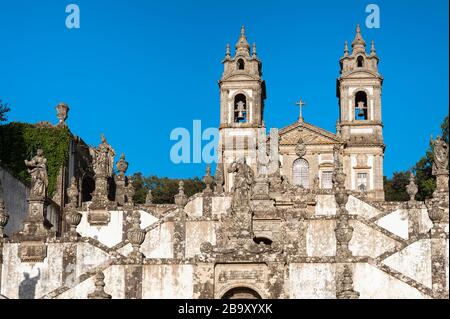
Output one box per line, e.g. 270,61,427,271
56,102,69,127
406,171,418,202
0,179,9,238
88,271,112,299
174,181,188,208
203,165,214,194
116,153,129,177
65,177,82,240
127,211,146,260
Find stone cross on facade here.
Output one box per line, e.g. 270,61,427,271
295,99,306,122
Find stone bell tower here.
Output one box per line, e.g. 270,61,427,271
217,26,267,192
336,25,385,201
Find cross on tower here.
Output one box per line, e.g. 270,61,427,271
295,99,306,122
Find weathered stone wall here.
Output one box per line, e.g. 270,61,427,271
0,167,29,236
0,193,448,299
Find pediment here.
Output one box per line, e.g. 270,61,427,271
339,69,383,80
221,72,261,82
278,121,343,146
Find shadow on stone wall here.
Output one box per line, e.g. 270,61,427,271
18,269,40,299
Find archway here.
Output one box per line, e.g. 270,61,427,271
222,287,262,299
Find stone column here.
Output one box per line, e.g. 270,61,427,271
333,157,354,261
125,265,143,299
336,264,360,299
203,165,214,218
426,195,448,298
267,262,285,299
0,179,9,238
173,181,187,259
193,263,215,299
65,177,82,241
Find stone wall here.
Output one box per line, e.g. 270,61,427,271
0,193,448,299
0,167,29,236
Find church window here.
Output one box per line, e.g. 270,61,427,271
357,173,368,191
357,55,364,67
237,59,245,70
234,94,247,123
355,91,368,120
321,171,333,189
292,158,309,188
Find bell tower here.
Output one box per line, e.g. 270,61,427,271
337,25,385,200
218,26,266,192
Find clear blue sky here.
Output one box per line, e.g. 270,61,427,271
1,0,448,178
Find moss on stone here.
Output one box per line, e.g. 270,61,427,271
0,122,71,197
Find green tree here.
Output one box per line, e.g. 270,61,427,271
384,172,410,201
0,99,10,122
384,115,448,201
131,173,205,204
413,115,448,201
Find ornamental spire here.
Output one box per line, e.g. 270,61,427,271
370,40,376,56
351,24,366,53
344,40,349,56
235,25,250,56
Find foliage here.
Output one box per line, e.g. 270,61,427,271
0,99,11,122
384,172,410,201
131,173,205,204
0,122,71,197
384,115,448,201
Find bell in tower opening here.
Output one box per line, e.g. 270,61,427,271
234,94,247,122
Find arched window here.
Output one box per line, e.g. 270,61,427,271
357,56,364,68
292,158,309,188
234,94,247,123
355,91,368,120
237,59,245,70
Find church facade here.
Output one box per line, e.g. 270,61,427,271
218,25,384,201
0,26,448,299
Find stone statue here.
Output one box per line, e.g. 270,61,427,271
431,135,448,174
24,149,48,199
228,157,254,210
90,134,115,177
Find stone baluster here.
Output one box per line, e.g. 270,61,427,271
65,177,82,241
336,265,360,299
88,271,112,299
